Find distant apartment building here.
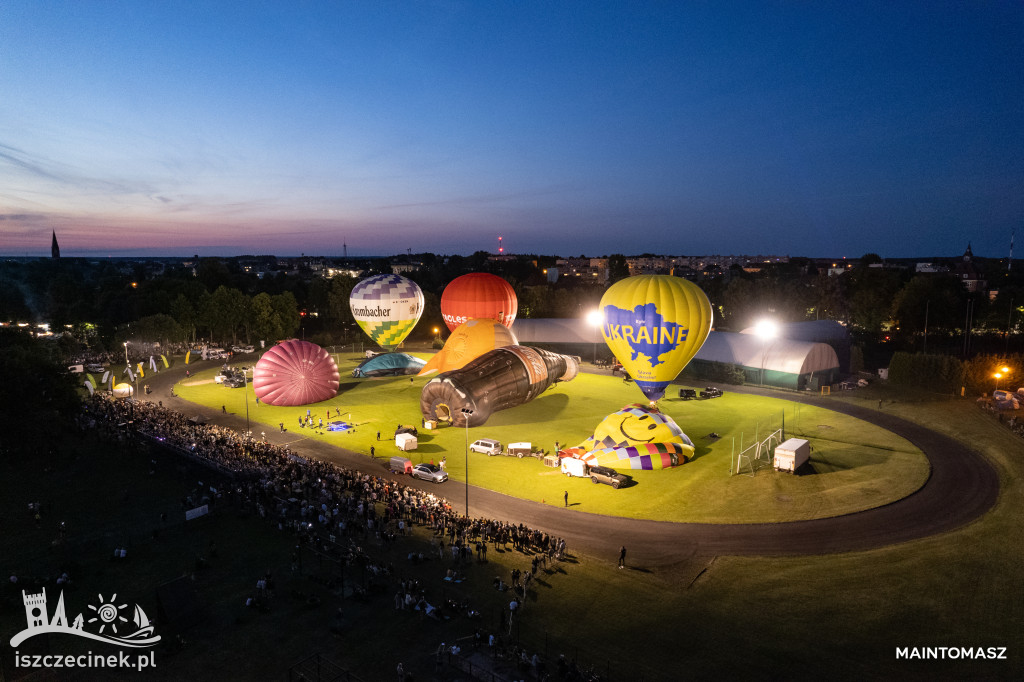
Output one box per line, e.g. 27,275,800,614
391,262,421,275
555,257,608,282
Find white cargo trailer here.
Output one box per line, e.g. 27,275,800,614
774,438,810,473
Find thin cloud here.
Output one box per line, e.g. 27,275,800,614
375,184,576,210
0,142,153,196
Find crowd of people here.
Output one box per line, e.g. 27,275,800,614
81,393,572,679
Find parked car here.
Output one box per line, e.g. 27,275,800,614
679,389,697,400
411,463,448,483
232,345,255,354
85,363,105,373
588,465,629,489
469,438,502,455
701,386,723,399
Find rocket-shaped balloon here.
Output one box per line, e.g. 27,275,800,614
420,346,579,427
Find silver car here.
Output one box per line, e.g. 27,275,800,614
411,463,448,483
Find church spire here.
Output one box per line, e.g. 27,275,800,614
51,230,60,258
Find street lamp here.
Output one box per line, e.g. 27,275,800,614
753,319,778,387
243,366,251,440
586,309,603,364
461,408,474,517
994,366,1011,393
123,341,129,367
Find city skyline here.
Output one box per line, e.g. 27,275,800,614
2,1,1022,258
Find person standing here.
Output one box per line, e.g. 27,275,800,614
618,545,626,569
370,446,375,458
563,490,568,507
377,430,381,441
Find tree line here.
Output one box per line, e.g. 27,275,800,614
1,251,1020,365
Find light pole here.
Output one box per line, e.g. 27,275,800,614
123,341,129,367
993,373,1002,393
586,309,603,364
244,366,251,440
461,408,474,517
753,320,778,387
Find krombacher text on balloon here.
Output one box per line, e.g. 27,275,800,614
420,346,579,427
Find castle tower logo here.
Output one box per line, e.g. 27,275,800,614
10,588,160,649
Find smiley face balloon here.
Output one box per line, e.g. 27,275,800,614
599,275,713,402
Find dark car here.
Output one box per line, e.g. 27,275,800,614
701,386,723,399
411,463,448,483
589,465,629,489
679,389,697,400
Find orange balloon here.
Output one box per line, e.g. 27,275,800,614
440,273,517,332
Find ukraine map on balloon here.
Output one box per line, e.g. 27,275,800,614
603,302,685,367
600,275,713,402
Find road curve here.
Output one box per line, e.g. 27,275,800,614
145,364,999,565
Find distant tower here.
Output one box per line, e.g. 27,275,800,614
1010,229,1015,272
343,241,347,259
23,588,48,628
51,230,60,258
498,236,503,255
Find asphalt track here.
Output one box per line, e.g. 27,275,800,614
146,363,999,566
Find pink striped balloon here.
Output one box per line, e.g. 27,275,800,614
252,340,339,406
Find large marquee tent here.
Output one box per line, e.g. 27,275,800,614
689,331,840,390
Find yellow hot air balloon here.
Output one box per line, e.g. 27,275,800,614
599,275,713,402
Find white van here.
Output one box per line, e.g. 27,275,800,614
560,458,589,478
469,438,502,455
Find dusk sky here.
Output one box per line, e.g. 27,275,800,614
1,1,1021,259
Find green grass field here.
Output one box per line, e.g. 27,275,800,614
174,354,928,524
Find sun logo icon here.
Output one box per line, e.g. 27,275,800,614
87,594,128,634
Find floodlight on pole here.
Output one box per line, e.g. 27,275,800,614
123,341,129,367
753,319,778,387
244,366,250,440
461,408,474,517
586,309,604,364
993,372,1002,392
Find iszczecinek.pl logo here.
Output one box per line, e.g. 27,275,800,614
10,587,161,648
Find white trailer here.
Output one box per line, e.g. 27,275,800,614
774,438,810,473
395,433,418,451
560,457,589,478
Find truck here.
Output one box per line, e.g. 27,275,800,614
774,438,810,473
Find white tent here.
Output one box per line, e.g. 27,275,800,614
511,318,597,344
691,331,839,389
